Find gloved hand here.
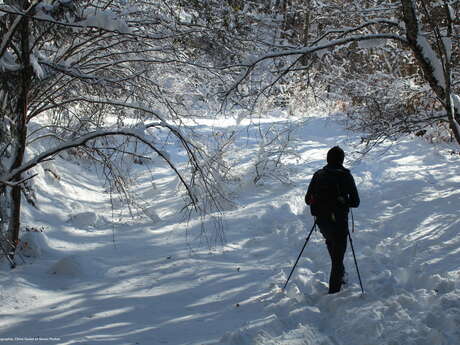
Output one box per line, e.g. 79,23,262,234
337,196,346,205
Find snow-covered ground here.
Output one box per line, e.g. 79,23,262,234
1,114,460,345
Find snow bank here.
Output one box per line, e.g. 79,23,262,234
217,118,460,345
18,230,51,258
142,206,162,223
48,255,104,278
67,211,102,228
2,115,460,345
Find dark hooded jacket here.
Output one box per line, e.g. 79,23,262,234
305,164,360,227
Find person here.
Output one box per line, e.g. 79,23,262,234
305,146,360,294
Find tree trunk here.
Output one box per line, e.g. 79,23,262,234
300,0,311,66
445,95,460,144
400,0,460,145
8,2,31,253
401,0,445,99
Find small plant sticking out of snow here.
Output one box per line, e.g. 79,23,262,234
18,226,49,258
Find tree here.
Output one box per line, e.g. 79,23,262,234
225,0,460,146
0,0,229,260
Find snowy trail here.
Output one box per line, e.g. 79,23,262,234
217,119,460,345
1,115,460,345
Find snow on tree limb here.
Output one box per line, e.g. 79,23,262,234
78,8,131,34
0,123,197,206
227,33,407,95
0,5,133,36
416,35,447,89
311,18,404,45
28,96,202,161
0,173,37,188
29,96,169,122
451,94,460,133
0,12,22,60
0,5,199,42
0,3,39,60
244,34,406,66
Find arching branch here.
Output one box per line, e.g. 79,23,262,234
0,123,199,207
226,33,407,96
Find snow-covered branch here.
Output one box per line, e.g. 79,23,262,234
0,6,204,41
311,18,404,45
0,123,197,205
247,33,406,66
0,3,38,59
29,96,168,123
0,173,37,188
226,33,407,95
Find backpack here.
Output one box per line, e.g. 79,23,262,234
309,169,342,220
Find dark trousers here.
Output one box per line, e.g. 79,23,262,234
317,218,348,294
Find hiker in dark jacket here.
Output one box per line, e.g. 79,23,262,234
305,146,360,294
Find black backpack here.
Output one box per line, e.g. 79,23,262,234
309,169,342,219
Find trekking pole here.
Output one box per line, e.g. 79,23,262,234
283,220,316,290
348,232,365,295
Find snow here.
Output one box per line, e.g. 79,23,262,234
67,211,101,229
448,5,456,21
452,94,460,113
0,13,22,60
79,9,131,34
243,33,405,69
2,114,460,344
451,94,460,135
417,35,446,88
18,230,51,258
30,54,45,79
442,35,452,61
0,51,20,72
358,38,385,49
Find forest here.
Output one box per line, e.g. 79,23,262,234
1,1,460,344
